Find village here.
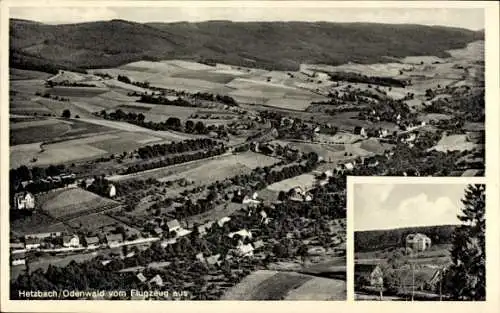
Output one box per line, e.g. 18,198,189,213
8,15,484,299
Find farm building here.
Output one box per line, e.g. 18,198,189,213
353,127,367,137
106,233,124,247
10,242,25,250
11,252,26,266
149,274,164,287
206,254,222,266
354,264,384,287
63,234,80,248
153,227,164,236
25,237,41,250
85,236,100,248
217,216,231,227
108,184,117,198
166,219,181,233
101,260,111,266
236,243,254,257
197,221,215,237
160,238,177,248
406,233,432,252
196,252,205,262
25,232,62,240
136,272,147,283
13,192,35,210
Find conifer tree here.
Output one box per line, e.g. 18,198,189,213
443,184,485,300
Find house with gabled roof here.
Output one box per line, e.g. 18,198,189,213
13,192,35,210
236,243,254,257
149,274,164,287
63,234,80,248
197,221,214,237
406,233,431,252
25,237,41,250
85,236,100,248
217,216,231,227
136,272,147,283
166,219,181,233
106,233,124,248
206,254,221,266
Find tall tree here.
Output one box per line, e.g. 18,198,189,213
443,184,485,300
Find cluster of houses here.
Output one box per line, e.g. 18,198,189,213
355,263,444,295
9,231,129,266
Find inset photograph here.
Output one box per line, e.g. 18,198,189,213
353,181,485,301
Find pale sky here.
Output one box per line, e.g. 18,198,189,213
9,7,484,30
354,183,470,231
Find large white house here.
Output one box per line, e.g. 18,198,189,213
406,233,432,252
13,192,35,210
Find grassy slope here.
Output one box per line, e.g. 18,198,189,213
10,19,483,73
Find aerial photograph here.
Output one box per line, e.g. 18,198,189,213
8,5,484,300
353,182,486,301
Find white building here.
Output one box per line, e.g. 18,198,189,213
14,192,35,210
63,234,80,248
108,184,117,198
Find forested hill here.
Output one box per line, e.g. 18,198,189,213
10,18,484,74
355,224,457,252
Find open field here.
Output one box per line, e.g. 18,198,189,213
108,151,279,183
38,188,120,220
10,118,115,145
267,174,316,192
221,270,345,300
431,134,478,152
10,69,52,81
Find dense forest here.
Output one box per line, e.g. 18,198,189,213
10,19,483,72
354,225,457,252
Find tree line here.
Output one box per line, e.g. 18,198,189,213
354,225,457,253
327,71,410,88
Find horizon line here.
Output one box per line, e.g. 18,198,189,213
9,17,484,31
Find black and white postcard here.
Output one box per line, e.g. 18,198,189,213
1,1,498,313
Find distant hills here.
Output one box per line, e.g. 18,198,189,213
355,225,457,252
10,18,484,73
